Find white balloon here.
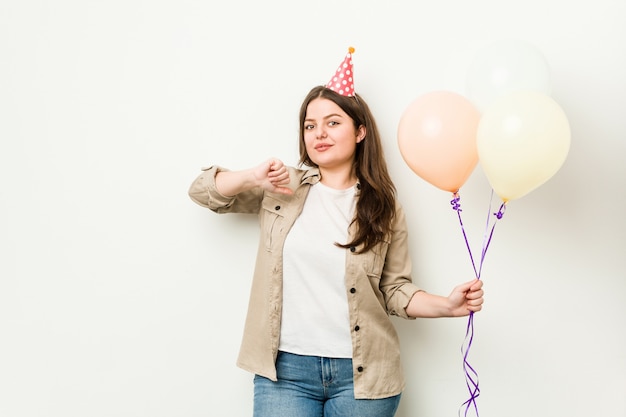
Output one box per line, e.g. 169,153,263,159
466,40,551,111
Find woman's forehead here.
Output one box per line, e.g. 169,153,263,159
306,98,346,119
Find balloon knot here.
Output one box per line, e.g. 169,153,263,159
450,194,462,212
494,203,506,219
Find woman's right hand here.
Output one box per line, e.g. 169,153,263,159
253,158,293,195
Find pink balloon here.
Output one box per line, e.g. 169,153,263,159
397,91,481,193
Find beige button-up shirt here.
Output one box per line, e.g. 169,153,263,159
189,165,422,399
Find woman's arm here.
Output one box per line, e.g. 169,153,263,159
216,158,293,197
405,279,484,318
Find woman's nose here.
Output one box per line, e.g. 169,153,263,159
315,125,327,138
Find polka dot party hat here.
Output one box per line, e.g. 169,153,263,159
326,47,355,97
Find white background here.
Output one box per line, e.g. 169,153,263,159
1,0,625,416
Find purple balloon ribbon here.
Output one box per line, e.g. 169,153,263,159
451,191,506,417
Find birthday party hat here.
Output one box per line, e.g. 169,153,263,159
326,47,355,97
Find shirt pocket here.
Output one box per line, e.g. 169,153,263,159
260,196,286,251
363,239,390,278
361,241,389,304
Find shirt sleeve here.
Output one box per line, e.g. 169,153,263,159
380,202,423,319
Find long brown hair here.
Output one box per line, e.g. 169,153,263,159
298,85,396,253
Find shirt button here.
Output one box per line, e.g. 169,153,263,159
357,366,364,372
349,246,356,252
350,288,356,294
275,205,281,210
354,325,360,331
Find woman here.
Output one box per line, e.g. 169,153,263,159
188,85,484,417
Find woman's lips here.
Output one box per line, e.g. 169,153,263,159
315,144,332,151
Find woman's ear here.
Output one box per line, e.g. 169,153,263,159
356,125,366,143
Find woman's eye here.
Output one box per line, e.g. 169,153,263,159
304,124,315,130
328,121,339,126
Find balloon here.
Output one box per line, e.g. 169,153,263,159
477,91,571,202
466,40,551,111
397,91,481,193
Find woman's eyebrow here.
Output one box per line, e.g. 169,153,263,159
305,113,344,122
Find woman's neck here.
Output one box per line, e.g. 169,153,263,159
318,167,357,190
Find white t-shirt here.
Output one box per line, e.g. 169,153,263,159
279,181,357,358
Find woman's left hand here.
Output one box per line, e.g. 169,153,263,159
448,279,484,316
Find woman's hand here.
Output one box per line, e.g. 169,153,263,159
253,158,293,195
447,279,484,316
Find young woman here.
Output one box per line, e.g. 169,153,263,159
188,85,484,417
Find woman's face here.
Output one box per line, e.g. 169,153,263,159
303,98,365,172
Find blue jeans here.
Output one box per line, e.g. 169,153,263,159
253,351,401,417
